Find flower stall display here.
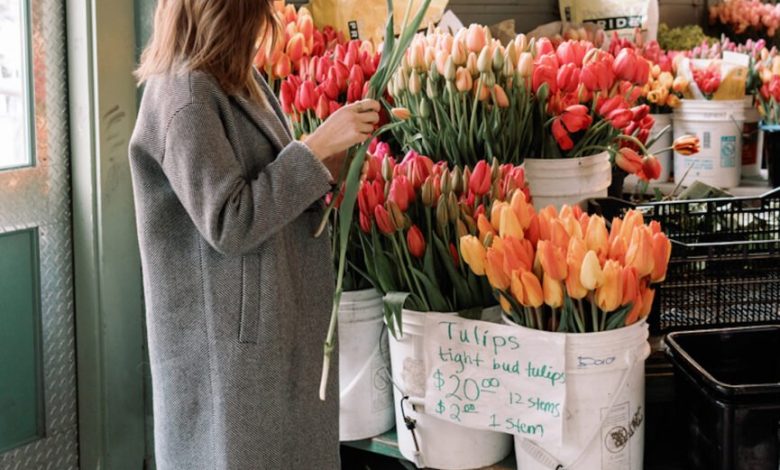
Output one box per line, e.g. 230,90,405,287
709,0,780,40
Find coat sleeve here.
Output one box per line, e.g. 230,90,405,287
161,101,333,256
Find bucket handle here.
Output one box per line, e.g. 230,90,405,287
339,327,388,400
518,343,649,470
385,368,427,468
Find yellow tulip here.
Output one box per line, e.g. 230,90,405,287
595,260,623,312
510,270,526,306
499,205,524,239
666,94,681,108
477,213,495,244
566,237,589,300
460,235,487,275
499,295,512,313
580,250,604,290
585,215,609,256
672,76,689,93
658,71,674,89
543,273,564,308
490,201,507,231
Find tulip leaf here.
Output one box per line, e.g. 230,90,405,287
383,291,413,338
410,267,451,312
605,304,633,331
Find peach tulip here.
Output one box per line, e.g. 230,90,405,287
490,201,508,231
580,250,604,290
585,215,609,256
521,271,544,308
566,237,589,299
651,232,672,282
477,214,495,244
537,240,567,281
460,235,487,275
486,248,511,290
499,206,524,239
543,273,564,308
596,260,623,312
626,227,655,278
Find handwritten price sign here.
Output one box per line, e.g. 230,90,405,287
423,313,566,444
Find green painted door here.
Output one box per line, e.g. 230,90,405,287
0,0,78,467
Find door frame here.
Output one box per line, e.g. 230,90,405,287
67,0,147,468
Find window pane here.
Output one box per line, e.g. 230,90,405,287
0,0,30,170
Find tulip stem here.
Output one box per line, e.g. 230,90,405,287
534,307,544,331
587,294,598,332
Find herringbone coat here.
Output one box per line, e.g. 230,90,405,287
129,70,339,469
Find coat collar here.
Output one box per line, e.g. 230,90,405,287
232,71,293,152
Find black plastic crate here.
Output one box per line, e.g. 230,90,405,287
586,188,780,332
666,326,780,470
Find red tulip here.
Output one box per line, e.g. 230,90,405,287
280,80,295,115
469,160,492,196
374,205,395,235
348,64,365,88
615,147,644,174
552,118,574,151
333,62,349,90
407,225,426,258
273,53,292,79
535,37,554,56
557,63,581,93
639,155,662,181
388,175,412,211
561,104,592,133
315,94,330,120
581,60,614,92
328,100,342,116
598,95,625,117
347,81,362,103
359,211,371,233
631,105,650,122
321,76,340,101
298,80,318,111
532,62,558,94
556,40,588,66
607,108,633,130
286,33,305,63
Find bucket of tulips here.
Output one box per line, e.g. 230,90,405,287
757,55,780,188
353,144,542,468
458,202,671,470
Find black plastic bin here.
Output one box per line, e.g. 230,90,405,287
666,326,780,470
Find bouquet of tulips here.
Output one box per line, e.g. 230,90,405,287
386,25,539,166
354,141,532,334
641,68,687,114
459,204,672,333
255,5,346,89
278,39,381,138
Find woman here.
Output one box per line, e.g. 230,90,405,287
129,0,379,468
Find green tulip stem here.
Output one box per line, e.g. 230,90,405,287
534,306,544,331
613,134,650,155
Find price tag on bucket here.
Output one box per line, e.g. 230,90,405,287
423,313,566,444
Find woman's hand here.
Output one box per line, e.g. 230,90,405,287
303,99,381,179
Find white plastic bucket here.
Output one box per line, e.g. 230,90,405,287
742,95,762,178
626,113,673,186
673,99,745,188
388,309,512,469
503,316,650,470
338,289,394,441
525,152,612,210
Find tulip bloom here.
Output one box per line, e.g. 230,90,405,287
613,49,639,83
557,63,581,93
391,107,411,120
494,85,510,108
279,80,295,114
561,104,592,133
521,271,544,308
499,206,524,240
626,227,655,278
532,62,558,94
315,95,330,120
543,274,564,309
639,155,662,181
374,205,395,235
580,250,604,290
486,249,511,290
615,147,644,175
509,190,535,229
460,235,487,275
537,240,567,281
455,67,473,93
566,237,589,299
585,215,609,256
650,232,672,282
621,266,639,307
407,225,426,258
596,260,623,312
510,271,526,306
557,40,588,66
490,201,508,231
673,135,701,156
503,236,533,273
469,160,493,196
466,23,487,53
388,176,412,211
477,214,496,243
607,108,633,130
552,119,574,151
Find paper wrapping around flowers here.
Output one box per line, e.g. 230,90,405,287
309,0,447,45
423,313,566,445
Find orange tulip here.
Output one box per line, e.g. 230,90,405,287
580,250,604,290
526,215,540,246
550,219,571,250
478,213,496,243
673,135,701,156
407,225,426,258
499,205,524,239
538,206,557,241
609,236,627,264
273,53,292,79
596,260,623,312
460,235,487,275
486,248,510,290
566,237,589,299
640,286,655,318
499,295,512,313
503,236,533,273
625,292,643,326
650,232,672,282
621,266,639,306
521,270,544,308
510,270,527,306
586,215,609,256
625,226,655,278
391,107,411,120
537,240,568,281
620,210,645,243
609,217,623,245
286,33,305,63
494,85,510,108
543,273,564,308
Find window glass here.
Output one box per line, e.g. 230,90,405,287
0,0,30,170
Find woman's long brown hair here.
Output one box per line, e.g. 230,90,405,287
136,0,278,103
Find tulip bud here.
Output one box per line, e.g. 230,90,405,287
505,41,518,68
462,167,471,195
444,57,457,81
482,70,496,88
407,225,426,258
672,76,688,94
514,34,528,53
382,155,394,182
543,274,564,308
391,107,412,120
447,192,460,223
580,250,604,290
455,67,473,93
451,38,468,66
419,98,432,119
394,71,407,93
517,52,533,78
467,52,479,76
456,219,469,239
450,166,463,193
408,72,422,95
440,168,451,194
521,271,544,308
477,47,493,74
421,179,434,207
460,235,487,275
492,46,505,73
463,213,477,235
387,201,408,231
596,260,623,312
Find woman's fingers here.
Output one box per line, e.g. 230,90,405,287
353,99,381,113
356,111,380,124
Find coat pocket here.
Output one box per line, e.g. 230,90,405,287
238,254,261,344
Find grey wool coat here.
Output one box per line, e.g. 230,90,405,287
129,70,339,469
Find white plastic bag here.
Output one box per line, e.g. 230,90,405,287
559,0,658,43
